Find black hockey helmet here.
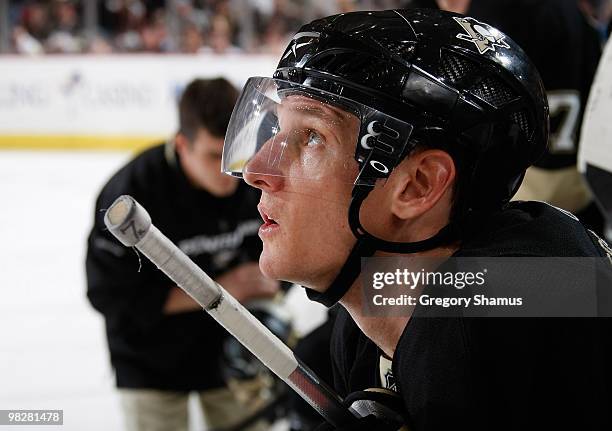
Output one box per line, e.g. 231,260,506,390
222,9,550,306
271,8,549,211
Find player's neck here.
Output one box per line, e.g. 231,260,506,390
341,287,410,358
339,245,458,358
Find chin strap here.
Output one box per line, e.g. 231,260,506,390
305,185,461,308
305,236,376,307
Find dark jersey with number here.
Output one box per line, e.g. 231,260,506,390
331,201,612,430
86,142,262,391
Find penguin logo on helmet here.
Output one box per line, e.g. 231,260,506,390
453,17,510,54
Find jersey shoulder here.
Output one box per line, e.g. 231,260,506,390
460,200,607,257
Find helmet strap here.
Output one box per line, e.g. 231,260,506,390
305,235,376,307
305,185,460,307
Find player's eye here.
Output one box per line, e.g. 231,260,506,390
306,130,324,147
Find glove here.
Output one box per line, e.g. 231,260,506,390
314,389,410,431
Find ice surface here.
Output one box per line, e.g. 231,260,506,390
0,150,130,430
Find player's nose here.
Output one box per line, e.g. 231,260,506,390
243,140,284,192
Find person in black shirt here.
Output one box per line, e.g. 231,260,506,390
86,78,278,431
220,9,612,431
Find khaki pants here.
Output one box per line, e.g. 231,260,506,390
513,166,592,213
120,385,269,431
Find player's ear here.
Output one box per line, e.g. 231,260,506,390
174,133,191,156
390,149,456,220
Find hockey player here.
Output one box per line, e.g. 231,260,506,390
86,78,277,431
221,9,612,430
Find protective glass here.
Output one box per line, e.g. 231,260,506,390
222,77,414,185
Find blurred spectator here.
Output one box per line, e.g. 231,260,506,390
180,22,204,53
112,0,149,51
45,0,82,53
202,14,241,53
12,25,44,54
259,16,290,55
139,8,169,52
21,1,50,41
11,1,48,54
51,0,79,33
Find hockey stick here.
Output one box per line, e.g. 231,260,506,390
104,195,356,427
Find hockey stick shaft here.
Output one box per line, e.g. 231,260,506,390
104,195,355,427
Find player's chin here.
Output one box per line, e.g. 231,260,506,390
259,246,292,281
258,248,279,278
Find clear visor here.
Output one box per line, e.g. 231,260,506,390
222,77,414,186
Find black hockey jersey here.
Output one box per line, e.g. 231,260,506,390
331,201,612,430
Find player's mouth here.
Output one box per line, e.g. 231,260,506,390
258,205,279,236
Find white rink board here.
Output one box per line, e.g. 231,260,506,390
0,55,277,137
579,38,612,174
